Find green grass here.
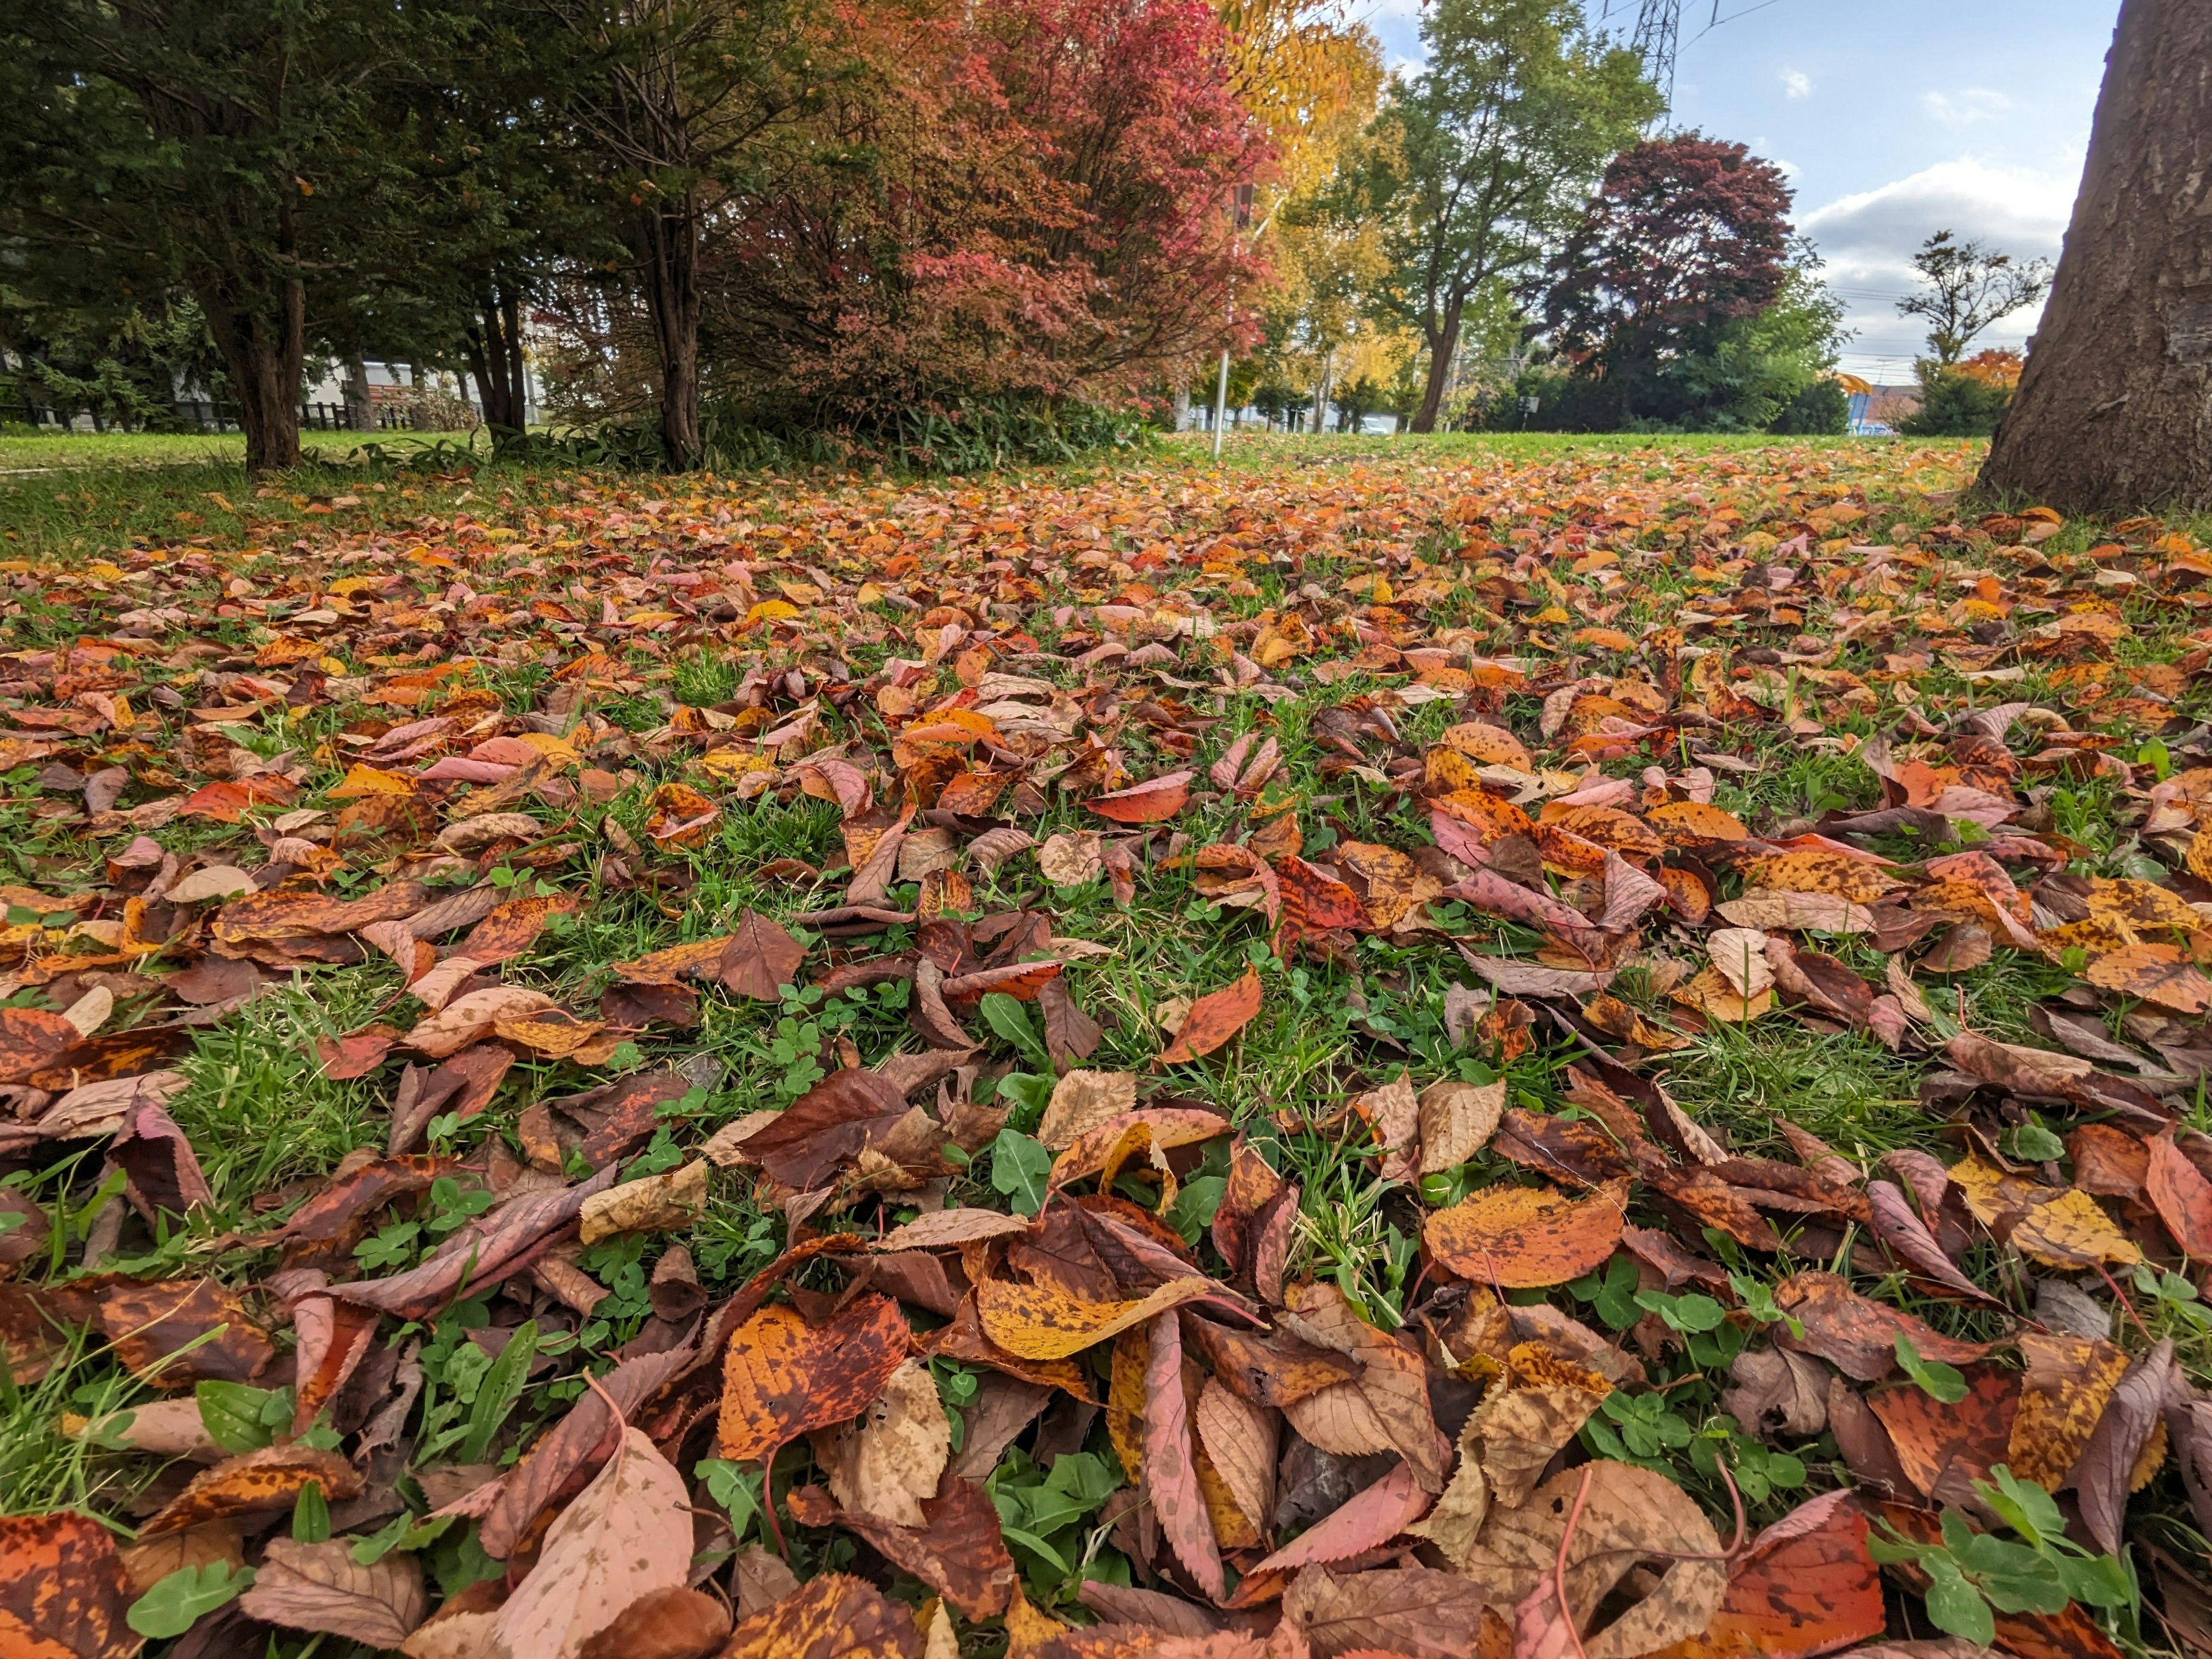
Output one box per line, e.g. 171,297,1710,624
0,427,487,472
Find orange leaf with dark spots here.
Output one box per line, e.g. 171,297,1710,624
1422,1179,1628,1289
718,1294,910,1463
0,1510,141,1659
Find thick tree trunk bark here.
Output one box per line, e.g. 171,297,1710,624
1410,299,1463,434
196,272,304,474
633,195,703,469
1978,0,2212,512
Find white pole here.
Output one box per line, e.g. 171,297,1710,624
1210,349,1231,461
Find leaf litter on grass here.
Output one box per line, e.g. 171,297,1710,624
4,438,2212,1656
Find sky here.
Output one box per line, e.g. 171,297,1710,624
1353,0,2118,383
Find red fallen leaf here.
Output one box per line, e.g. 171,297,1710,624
785,1471,1017,1619
40,1274,276,1386
2147,1131,2212,1260
317,1028,397,1080
941,959,1063,1003
1087,769,1193,824
111,1100,212,1217
332,1163,619,1321
0,1510,140,1659
738,1068,911,1190
1772,1272,1992,1382
482,1345,696,1559
1253,1460,1431,1573
1157,968,1263,1065
457,892,577,965
1646,1490,1885,1659
720,909,806,1001
1868,1365,2018,1505
290,1294,380,1434
180,775,297,821
1865,1180,2002,1306
1275,854,1371,955
1142,1308,1225,1600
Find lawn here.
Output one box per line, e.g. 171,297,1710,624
3,429,2209,1658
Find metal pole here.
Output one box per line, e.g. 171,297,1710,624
1210,348,1231,461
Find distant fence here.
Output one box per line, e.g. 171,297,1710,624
7,395,421,435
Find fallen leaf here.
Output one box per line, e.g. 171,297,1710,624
0,1510,140,1659
786,1472,1017,1620
1253,1460,1430,1574
1772,1273,1991,1382
1418,1077,1506,1173
141,1444,363,1536
240,1537,427,1647
718,1293,910,1462
1037,1069,1139,1150
817,1358,950,1528
1423,1179,1629,1289
578,1158,709,1245
1281,1564,1492,1659
577,1588,730,1659
719,1573,922,1659
1156,968,1263,1065
975,1275,1214,1361
490,1427,692,1659
1460,1460,1726,1659
722,910,807,1000
1143,1308,1225,1600
1088,770,1194,824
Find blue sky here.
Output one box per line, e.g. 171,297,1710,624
1355,0,2116,380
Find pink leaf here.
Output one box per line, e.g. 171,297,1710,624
1253,1461,1431,1574
1143,1309,1225,1601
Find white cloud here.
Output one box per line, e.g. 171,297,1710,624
1781,67,1812,100
1801,158,2077,362
1921,88,2012,126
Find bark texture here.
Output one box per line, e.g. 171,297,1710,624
464,286,532,437
1978,0,2212,511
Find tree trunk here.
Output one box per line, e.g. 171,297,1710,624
342,357,375,431
632,194,703,469
463,282,531,438
195,270,304,474
1410,298,1464,434
1312,350,1333,437
1978,0,2212,511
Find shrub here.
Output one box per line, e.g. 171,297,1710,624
1899,370,2011,437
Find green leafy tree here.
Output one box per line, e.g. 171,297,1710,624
0,0,445,471
527,0,830,468
1899,366,2014,437
1346,0,1655,432
1897,229,2050,368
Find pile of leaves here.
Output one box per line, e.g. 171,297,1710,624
5,436,2212,1659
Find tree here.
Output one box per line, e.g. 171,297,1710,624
1660,240,1849,430
1543,134,1795,425
1900,367,2012,438
532,0,828,468
1350,0,1655,433
1979,0,2212,509
0,0,423,471
1896,230,2051,369
684,0,1270,436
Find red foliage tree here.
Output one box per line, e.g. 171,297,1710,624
695,0,1272,431
1543,133,1793,421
